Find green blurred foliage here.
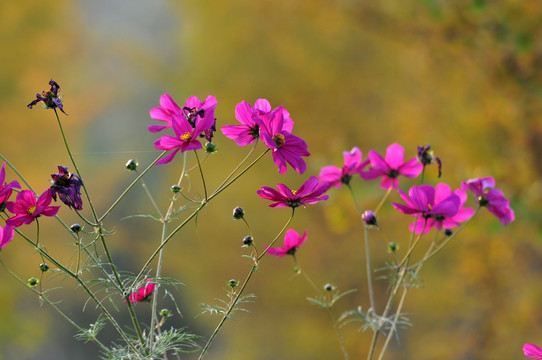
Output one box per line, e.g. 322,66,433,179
1,0,541,359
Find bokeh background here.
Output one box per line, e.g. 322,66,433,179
1,0,541,359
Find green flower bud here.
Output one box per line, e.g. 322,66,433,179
39,263,50,272
228,279,238,288
159,309,172,317
171,185,181,193
126,159,138,171
27,277,39,287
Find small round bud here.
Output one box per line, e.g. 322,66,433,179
228,279,239,288
242,235,253,246
324,283,334,292
293,266,299,273
125,159,138,171
444,229,453,237
387,242,398,253
39,263,50,272
171,185,181,193
159,308,172,317
204,142,217,154
70,223,82,233
362,210,378,227
27,277,39,287
232,206,245,220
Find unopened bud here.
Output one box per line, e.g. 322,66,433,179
27,277,39,287
387,242,398,253
70,223,81,233
242,235,253,246
232,206,245,220
159,309,172,317
171,185,181,193
444,229,453,237
228,279,239,288
204,142,217,154
125,159,138,171
39,263,50,272
324,283,334,292
362,210,378,227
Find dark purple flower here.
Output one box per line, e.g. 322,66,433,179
417,144,442,178
0,224,14,251
461,177,515,225
6,189,60,227
50,166,83,210
392,184,466,234
221,99,293,146
362,210,378,227
267,229,307,257
319,147,369,187
361,143,423,189
27,79,67,115
0,162,21,211
257,176,329,208
255,106,310,174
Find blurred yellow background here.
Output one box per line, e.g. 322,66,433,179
1,0,541,359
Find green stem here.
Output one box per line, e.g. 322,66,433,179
328,306,349,360
0,259,112,356
193,150,208,202
198,209,295,360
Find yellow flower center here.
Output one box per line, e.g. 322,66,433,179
291,190,297,195
180,132,192,141
28,206,36,215
273,134,285,147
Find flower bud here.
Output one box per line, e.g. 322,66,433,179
324,283,334,292
444,229,453,237
232,206,245,220
204,142,217,154
387,242,398,253
242,235,253,246
171,185,181,193
70,223,82,233
159,308,172,317
362,210,378,227
27,277,39,287
39,263,50,272
293,266,299,273
228,279,239,288
125,159,138,171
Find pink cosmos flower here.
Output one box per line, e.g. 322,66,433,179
361,143,423,189
153,108,216,165
524,343,542,359
0,162,21,209
257,176,329,208
461,177,515,225
127,278,156,303
0,224,14,251
392,184,465,234
267,229,307,257
148,94,217,133
255,106,310,174
5,189,60,227
319,147,369,188
221,99,293,146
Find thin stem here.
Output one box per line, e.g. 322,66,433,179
374,188,393,214
328,306,349,360
100,150,166,221
0,154,35,191
198,209,295,360
0,259,112,356
213,140,259,193
193,150,208,202
364,224,375,311
137,175,164,220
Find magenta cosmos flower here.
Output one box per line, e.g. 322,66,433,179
392,184,469,234
257,176,329,208
255,106,310,174
6,189,60,227
362,143,423,189
524,343,542,359
148,94,217,133
0,224,14,251
461,177,515,225
267,229,307,257
0,162,21,210
319,147,369,188
221,99,293,146
153,107,216,165
127,278,156,303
